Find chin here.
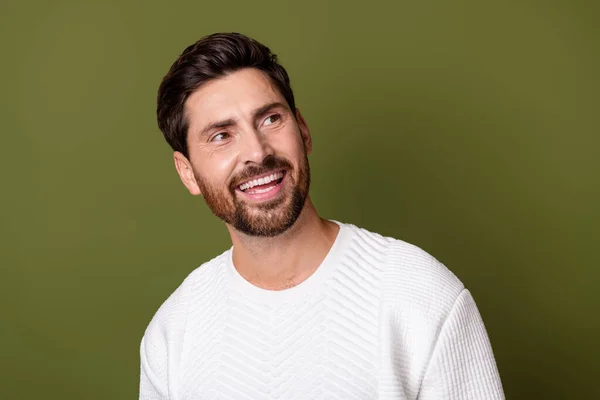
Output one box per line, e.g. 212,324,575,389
233,195,305,237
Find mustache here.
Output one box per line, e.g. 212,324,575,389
229,155,293,191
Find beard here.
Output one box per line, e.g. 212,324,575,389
194,152,310,237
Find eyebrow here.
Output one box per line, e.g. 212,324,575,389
198,101,287,137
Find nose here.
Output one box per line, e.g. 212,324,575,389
239,128,274,165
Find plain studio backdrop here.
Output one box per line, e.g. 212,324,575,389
0,0,598,398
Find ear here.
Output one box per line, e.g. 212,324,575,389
295,108,312,155
173,151,202,196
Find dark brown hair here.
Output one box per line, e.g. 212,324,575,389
156,32,296,157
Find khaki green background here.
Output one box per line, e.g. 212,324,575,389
1,0,598,398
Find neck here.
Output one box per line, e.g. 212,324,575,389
227,198,339,290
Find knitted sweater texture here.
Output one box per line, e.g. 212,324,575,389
140,221,504,399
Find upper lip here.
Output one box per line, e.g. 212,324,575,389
236,169,285,188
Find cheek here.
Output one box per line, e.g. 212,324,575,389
203,151,238,179
274,130,306,156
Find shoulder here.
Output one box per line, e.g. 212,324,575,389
341,222,465,319
384,233,465,311
140,249,231,348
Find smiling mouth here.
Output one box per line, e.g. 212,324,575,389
237,170,286,195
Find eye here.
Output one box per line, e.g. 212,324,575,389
263,114,281,126
210,132,230,142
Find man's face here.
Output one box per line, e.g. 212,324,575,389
176,68,312,237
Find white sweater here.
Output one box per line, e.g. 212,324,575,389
140,221,504,399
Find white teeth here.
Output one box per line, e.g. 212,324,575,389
239,171,284,191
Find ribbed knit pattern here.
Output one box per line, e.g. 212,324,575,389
140,221,504,399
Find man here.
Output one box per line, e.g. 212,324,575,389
140,32,504,399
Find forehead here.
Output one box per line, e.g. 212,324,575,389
184,68,285,128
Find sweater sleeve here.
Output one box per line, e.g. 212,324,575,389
140,334,169,400
139,279,191,400
418,289,505,400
